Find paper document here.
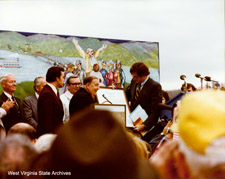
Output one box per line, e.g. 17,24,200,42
129,105,148,135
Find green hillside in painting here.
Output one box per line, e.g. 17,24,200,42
0,31,159,68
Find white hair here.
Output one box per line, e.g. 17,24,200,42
0,73,15,84
179,136,225,176
34,134,57,153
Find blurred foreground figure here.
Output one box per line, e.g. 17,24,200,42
31,110,159,179
150,90,225,179
0,134,37,178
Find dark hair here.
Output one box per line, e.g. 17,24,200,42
83,76,98,85
130,62,150,77
33,110,159,179
93,64,100,72
162,90,170,102
181,83,197,91
46,66,64,83
67,76,79,85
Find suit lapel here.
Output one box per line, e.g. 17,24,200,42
133,78,152,107
31,94,38,111
46,85,63,109
1,93,9,102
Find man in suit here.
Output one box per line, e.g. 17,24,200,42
60,75,81,123
126,62,162,140
0,73,24,132
37,66,64,136
23,77,46,129
69,76,99,117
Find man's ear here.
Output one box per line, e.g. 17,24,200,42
85,83,89,89
56,77,60,83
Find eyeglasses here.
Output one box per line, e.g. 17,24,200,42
69,83,81,86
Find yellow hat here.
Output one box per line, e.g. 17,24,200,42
178,90,225,154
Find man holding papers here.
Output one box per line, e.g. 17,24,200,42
126,62,162,140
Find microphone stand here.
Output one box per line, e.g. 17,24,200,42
195,73,204,90
102,94,112,104
180,75,187,94
204,76,211,89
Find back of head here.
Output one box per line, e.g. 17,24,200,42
181,83,196,92
83,76,98,85
8,122,36,141
34,134,57,153
46,66,64,83
130,62,150,77
45,110,158,179
0,134,37,176
178,90,225,177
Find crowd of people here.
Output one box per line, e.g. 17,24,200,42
0,62,224,178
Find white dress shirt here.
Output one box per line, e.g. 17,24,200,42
60,91,73,123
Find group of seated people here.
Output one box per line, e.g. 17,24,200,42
0,65,225,178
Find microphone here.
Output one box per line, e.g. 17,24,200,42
204,76,211,81
195,73,202,78
195,73,204,90
180,75,186,80
102,94,112,104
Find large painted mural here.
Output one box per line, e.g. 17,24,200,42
0,31,160,89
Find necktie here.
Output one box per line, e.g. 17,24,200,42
11,96,19,111
135,84,141,100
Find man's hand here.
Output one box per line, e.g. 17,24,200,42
133,124,145,132
150,140,191,179
1,98,15,112
101,44,107,50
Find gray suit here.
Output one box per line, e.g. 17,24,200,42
23,94,38,128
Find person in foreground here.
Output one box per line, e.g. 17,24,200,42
150,90,225,179
30,109,159,179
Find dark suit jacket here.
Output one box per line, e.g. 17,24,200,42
0,92,23,132
126,78,162,130
69,87,95,117
23,94,38,129
37,85,64,136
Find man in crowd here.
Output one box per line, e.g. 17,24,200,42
60,75,81,123
0,73,24,132
126,62,162,141
69,76,99,116
37,66,64,136
23,77,46,129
